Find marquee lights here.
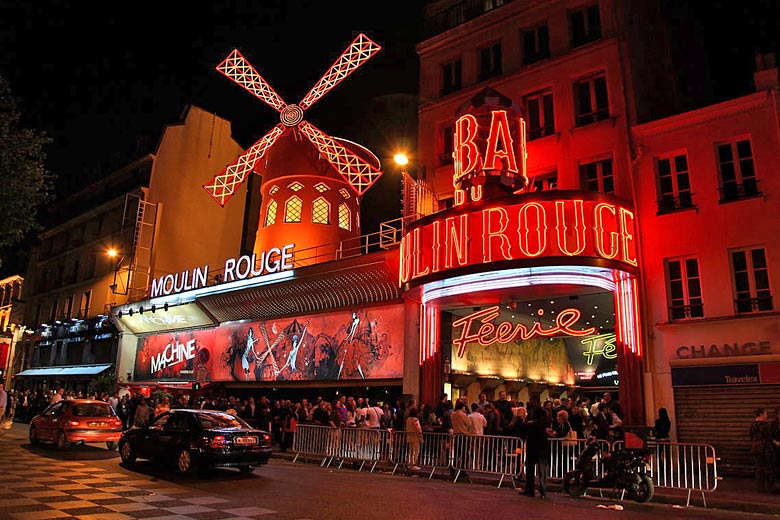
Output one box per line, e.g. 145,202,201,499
451,306,597,358
401,196,637,286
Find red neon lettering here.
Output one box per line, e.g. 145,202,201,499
454,188,466,206
470,184,483,202
619,207,638,266
455,114,480,179
412,227,430,278
452,306,597,358
482,207,512,263
399,235,412,284
431,220,442,273
483,110,518,173
593,203,618,259
517,202,547,257
444,215,469,269
555,200,586,256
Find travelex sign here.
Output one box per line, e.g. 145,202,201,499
400,194,637,285
150,244,294,298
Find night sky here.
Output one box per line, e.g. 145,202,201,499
0,0,777,277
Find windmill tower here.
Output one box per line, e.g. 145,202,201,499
203,34,384,265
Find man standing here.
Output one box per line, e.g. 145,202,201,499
0,383,7,422
51,387,64,403
468,403,487,435
522,406,551,498
450,401,474,480
494,391,513,433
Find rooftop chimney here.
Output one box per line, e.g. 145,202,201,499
754,52,778,91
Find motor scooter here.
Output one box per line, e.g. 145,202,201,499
563,436,654,503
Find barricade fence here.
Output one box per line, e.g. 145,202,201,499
292,425,719,505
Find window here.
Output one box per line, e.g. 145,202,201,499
656,154,693,213
731,247,773,313
64,295,73,319
284,196,302,223
288,181,304,192
339,188,350,199
269,185,279,195
440,123,454,165
264,200,277,226
524,89,555,140
528,170,558,192
338,204,351,230
580,158,614,194
441,58,462,95
666,258,703,320
717,139,758,202
522,24,550,65
575,74,609,126
569,4,601,47
314,183,329,193
478,42,502,81
312,197,330,225
81,290,91,317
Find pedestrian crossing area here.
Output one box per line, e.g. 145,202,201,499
0,430,284,520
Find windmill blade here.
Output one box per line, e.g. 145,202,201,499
299,121,383,196
217,49,287,112
203,123,286,206
298,33,381,110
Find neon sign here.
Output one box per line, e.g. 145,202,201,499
451,306,597,358
400,195,637,285
150,243,295,297
580,333,617,365
151,338,196,373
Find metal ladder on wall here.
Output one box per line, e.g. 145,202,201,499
121,193,158,299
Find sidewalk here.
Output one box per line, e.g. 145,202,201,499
269,444,780,516
2,421,778,516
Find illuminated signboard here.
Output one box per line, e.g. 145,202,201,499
400,192,637,286
149,243,295,298
134,305,404,382
117,303,215,334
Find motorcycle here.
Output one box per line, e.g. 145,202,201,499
563,436,655,503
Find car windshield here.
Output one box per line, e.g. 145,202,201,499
73,403,114,417
195,412,249,430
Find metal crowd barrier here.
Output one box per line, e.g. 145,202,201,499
450,433,524,487
292,425,719,507
390,430,453,479
612,440,719,508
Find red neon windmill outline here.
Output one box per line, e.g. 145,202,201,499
203,33,383,206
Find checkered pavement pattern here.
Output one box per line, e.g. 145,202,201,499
0,430,281,520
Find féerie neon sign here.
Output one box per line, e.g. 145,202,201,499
451,306,597,358
400,195,638,285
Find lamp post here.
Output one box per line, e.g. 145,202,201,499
106,248,128,295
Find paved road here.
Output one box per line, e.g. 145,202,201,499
0,423,768,520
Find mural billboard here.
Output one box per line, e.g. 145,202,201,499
134,305,404,383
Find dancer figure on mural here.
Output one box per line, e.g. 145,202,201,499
241,327,259,378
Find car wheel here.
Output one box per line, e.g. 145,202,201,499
238,465,255,474
106,441,118,451
29,426,39,446
57,431,71,450
119,440,136,466
176,449,197,475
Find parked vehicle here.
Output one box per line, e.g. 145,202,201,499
118,409,272,475
563,436,654,503
29,399,123,450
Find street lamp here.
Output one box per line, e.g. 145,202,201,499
107,248,128,295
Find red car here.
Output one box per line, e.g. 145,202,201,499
29,398,123,450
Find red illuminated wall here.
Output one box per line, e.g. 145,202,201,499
134,305,404,383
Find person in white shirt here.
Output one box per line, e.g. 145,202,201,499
364,399,383,429
468,403,487,435
51,388,64,403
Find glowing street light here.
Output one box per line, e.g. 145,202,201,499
394,153,409,167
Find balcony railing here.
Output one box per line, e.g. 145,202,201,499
719,179,760,203
421,0,513,40
734,296,774,314
668,303,704,321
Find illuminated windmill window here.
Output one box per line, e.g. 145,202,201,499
288,181,304,192
338,203,351,230
315,182,330,193
312,197,330,224
264,199,277,226
284,196,302,223
339,188,350,199
269,185,280,195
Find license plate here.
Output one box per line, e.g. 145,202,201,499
88,422,107,427
235,436,258,445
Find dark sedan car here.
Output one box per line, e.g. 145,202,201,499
118,409,272,475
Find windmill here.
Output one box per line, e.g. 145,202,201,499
203,34,385,263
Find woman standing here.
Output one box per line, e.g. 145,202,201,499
750,408,780,493
405,406,423,470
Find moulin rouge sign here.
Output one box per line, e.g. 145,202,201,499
400,89,637,286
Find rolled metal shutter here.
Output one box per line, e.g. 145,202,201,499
673,384,780,475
